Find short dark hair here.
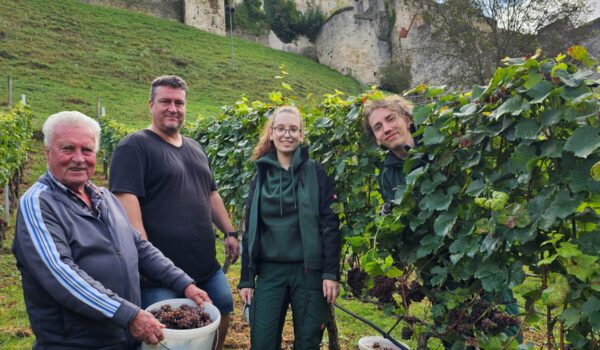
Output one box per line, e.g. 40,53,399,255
149,75,188,102
362,95,413,141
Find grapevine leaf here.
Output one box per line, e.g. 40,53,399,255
540,108,564,128
539,139,564,158
564,126,600,158
508,144,537,174
564,101,598,121
562,308,582,328
490,95,529,120
514,119,539,140
589,312,600,331
561,86,593,102
434,209,458,237
591,161,600,181
526,80,554,104
566,254,598,281
430,265,448,286
556,242,582,258
423,126,444,145
547,191,583,219
412,104,433,125
582,296,600,315
475,262,506,292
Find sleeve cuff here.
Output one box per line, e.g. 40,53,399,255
237,280,255,289
113,300,141,328
322,273,338,281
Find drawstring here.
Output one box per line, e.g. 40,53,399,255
279,168,283,216
291,165,297,210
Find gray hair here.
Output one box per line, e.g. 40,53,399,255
43,111,101,152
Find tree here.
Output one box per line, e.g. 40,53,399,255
417,0,589,84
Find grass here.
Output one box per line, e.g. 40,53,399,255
0,0,361,130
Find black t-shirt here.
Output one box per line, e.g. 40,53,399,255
109,129,219,283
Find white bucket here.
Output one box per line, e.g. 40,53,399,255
141,298,221,350
358,335,409,350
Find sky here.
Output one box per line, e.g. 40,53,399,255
589,0,600,20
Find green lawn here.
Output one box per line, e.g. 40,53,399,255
0,0,361,130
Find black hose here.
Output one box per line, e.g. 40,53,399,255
333,302,410,350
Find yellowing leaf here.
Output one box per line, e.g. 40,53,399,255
556,53,566,62
281,82,292,91
591,161,600,181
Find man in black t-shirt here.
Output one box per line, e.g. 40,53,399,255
109,76,239,350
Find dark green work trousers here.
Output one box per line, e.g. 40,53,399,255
250,262,329,350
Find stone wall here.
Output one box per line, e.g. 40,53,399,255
184,0,225,35
81,0,183,21
314,3,391,85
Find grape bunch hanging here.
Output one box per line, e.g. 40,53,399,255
149,304,213,329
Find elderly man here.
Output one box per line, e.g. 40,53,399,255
12,111,211,349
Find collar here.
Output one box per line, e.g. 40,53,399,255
46,172,103,209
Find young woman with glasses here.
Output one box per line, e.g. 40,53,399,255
238,106,341,349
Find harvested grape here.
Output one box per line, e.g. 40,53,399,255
149,304,213,330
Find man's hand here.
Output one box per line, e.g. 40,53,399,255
225,236,239,264
239,288,254,305
323,280,339,304
184,284,212,308
129,309,165,345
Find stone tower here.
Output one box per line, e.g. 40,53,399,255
184,0,225,36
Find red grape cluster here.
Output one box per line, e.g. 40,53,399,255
369,276,396,304
448,299,520,336
149,304,213,330
347,267,368,297
398,280,425,304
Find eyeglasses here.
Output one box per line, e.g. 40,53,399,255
272,126,302,137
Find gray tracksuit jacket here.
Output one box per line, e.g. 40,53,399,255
12,173,194,349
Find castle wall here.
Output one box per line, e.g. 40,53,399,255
184,0,226,36
315,7,391,85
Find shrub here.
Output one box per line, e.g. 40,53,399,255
378,61,412,93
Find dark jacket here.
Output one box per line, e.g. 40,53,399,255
378,151,406,203
238,147,340,288
12,173,194,349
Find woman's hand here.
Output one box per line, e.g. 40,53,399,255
239,288,254,305
323,279,339,304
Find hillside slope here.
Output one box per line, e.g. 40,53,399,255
0,0,361,129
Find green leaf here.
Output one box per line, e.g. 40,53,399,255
514,119,539,140
465,178,485,196
454,103,478,116
423,126,444,145
562,308,582,328
434,209,458,237
589,311,600,331
508,144,537,174
547,191,583,219
591,161,600,181
475,262,506,292
430,265,448,286
526,80,554,104
561,86,593,102
564,101,598,121
364,261,385,276
540,108,564,128
539,139,564,158
567,254,598,281
490,95,529,120
564,126,600,158
556,242,582,258
412,104,432,125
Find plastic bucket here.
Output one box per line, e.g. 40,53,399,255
141,298,221,350
358,335,409,350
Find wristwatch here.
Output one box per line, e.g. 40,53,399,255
224,231,239,239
